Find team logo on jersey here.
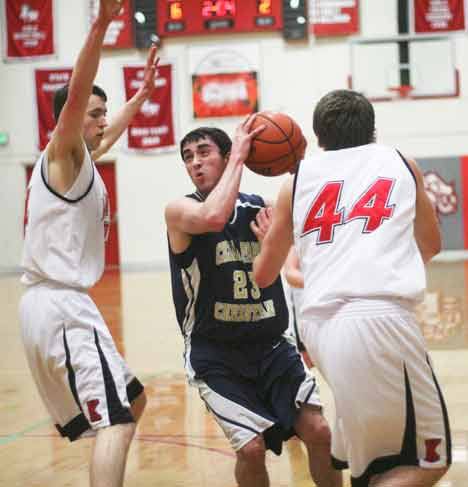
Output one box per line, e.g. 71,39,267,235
424,438,442,463
424,171,458,216
87,399,102,422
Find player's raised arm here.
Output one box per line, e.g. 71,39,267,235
407,158,442,263
166,115,264,237
253,176,295,288
47,0,121,194
92,44,160,160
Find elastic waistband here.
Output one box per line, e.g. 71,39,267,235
23,279,88,293
302,298,415,322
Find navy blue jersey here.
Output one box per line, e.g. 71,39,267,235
169,192,289,345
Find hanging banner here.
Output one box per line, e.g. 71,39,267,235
309,0,359,36
414,0,465,32
192,72,258,118
89,0,133,49
35,68,73,151
189,44,260,119
4,0,55,61
123,63,176,151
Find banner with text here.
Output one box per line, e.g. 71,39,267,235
189,44,261,119
309,0,359,36
192,72,258,118
35,68,72,150
123,63,176,151
4,0,55,61
414,0,465,32
89,0,133,49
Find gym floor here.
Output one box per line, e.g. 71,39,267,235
1,263,467,486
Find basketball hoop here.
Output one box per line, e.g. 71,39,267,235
388,85,414,99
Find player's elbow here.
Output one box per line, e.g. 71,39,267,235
418,234,442,263
204,212,227,232
420,240,442,263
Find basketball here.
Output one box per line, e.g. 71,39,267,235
245,111,306,177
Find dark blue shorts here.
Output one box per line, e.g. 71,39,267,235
188,336,321,454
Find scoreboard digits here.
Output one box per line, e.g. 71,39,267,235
158,0,283,36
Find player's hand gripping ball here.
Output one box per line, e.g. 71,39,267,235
245,111,306,176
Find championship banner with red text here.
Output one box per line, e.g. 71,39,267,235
4,0,55,61
414,0,465,33
192,72,259,118
89,0,133,49
309,0,359,36
123,63,176,151
34,68,72,150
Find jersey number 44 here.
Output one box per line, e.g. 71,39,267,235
301,177,396,244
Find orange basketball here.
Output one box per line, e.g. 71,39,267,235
245,111,306,177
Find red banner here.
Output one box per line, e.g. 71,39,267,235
89,0,133,49
123,63,176,151
414,0,465,32
35,68,72,150
4,0,54,60
309,0,359,36
192,72,258,118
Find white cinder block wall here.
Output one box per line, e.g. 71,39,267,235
1,1,468,271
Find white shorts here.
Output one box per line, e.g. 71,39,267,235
19,282,144,441
301,299,451,484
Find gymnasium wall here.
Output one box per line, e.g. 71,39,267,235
1,1,468,271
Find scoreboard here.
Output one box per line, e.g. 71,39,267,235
156,0,284,36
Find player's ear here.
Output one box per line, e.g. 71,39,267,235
224,151,231,164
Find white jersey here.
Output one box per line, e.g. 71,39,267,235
293,143,425,313
21,145,109,289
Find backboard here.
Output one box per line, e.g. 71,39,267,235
348,34,460,101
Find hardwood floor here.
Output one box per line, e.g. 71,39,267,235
1,264,467,486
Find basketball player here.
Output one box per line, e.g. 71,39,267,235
252,90,451,487
19,2,159,486
165,120,342,487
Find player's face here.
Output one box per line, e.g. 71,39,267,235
82,94,108,151
182,137,229,194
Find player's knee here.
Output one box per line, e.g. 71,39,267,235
237,435,267,467
97,422,136,445
296,407,331,447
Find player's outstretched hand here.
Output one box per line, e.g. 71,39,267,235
250,206,273,243
135,44,160,102
230,113,265,164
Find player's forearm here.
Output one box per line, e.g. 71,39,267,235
414,184,442,262
58,18,110,138
253,249,281,288
70,18,109,99
201,157,244,229
415,222,441,263
92,97,144,160
253,233,289,288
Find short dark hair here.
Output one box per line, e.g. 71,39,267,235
180,127,232,161
53,83,107,122
313,89,376,150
